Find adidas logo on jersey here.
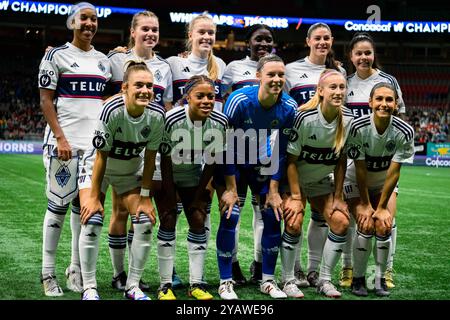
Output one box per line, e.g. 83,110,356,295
243,70,251,76
308,134,317,140
244,118,253,124
348,91,354,96
182,66,190,72
299,73,308,79
70,62,80,68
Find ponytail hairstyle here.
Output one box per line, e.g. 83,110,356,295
128,11,159,48
123,59,152,84
307,23,340,71
300,69,346,154
369,82,399,116
177,75,215,106
186,13,220,81
347,32,380,74
256,53,284,72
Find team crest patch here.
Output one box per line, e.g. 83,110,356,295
98,61,106,72
154,69,162,82
39,74,51,87
287,129,299,142
270,119,279,128
141,126,151,138
159,142,172,155
347,145,361,159
386,140,396,152
55,163,71,187
92,135,106,149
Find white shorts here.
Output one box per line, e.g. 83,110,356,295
43,145,82,205
344,183,399,200
101,174,142,195
300,174,335,198
173,165,202,188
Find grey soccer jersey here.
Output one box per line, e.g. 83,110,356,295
38,42,111,150
285,56,346,106
167,53,226,111
161,105,228,187
346,114,414,188
346,69,405,118
108,49,172,107
287,105,354,184
222,56,259,93
92,95,165,176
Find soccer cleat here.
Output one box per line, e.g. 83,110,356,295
65,265,83,293
294,269,310,288
282,280,305,298
260,280,287,299
218,280,238,300
139,279,151,292
172,268,184,289
188,283,214,300
81,288,100,300
307,271,319,288
158,283,177,300
351,277,368,297
385,268,396,289
111,271,127,291
375,278,391,297
124,286,151,300
41,274,64,297
232,261,247,285
339,267,353,288
249,260,262,284
317,280,342,298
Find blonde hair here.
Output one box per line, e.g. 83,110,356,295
186,13,219,80
128,11,159,48
300,69,346,154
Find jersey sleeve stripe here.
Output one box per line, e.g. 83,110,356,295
392,117,414,140
146,102,165,118
226,93,248,118
210,111,229,128
350,117,371,137
99,96,122,120
293,109,317,129
285,99,298,110
165,111,186,131
44,45,69,61
379,72,400,89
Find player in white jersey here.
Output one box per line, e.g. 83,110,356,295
38,2,111,297
78,61,164,300
221,24,275,285
340,32,406,289
284,69,353,298
344,82,414,297
104,11,173,293
285,22,346,288
158,75,228,300
167,13,226,112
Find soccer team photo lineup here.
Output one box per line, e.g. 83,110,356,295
0,0,449,301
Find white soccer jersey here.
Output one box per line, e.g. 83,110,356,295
167,53,226,111
346,69,405,118
345,114,414,188
285,56,346,106
38,42,111,150
92,95,165,176
222,56,259,93
161,105,228,187
287,105,354,185
108,49,173,107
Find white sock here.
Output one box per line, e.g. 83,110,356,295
307,211,329,274
157,228,176,285
187,230,207,284
252,196,263,263
374,234,391,288
387,219,397,269
127,229,134,267
108,234,127,277
353,231,373,278
319,231,346,281
126,214,152,290
342,217,355,268
281,232,300,282
205,202,211,245
42,201,68,275
294,233,304,272
70,204,81,268
79,213,103,290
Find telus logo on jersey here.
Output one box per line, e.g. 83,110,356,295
290,85,316,105
110,140,147,160
57,75,107,99
365,154,393,172
298,145,339,165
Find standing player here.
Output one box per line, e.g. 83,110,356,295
283,69,354,298
158,75,228,300
285,22,346,288
340,32,406,289
78,61,164,300
345,82,414,297
221,23,275,285
106,10,172,292
38,2,111,296
217,54,296,300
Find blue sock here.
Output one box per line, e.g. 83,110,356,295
261,207,281,277
216,204,240,280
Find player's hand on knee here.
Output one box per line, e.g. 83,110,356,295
81,198,104,225
283,195,304,226
220,190,239,219
136,198,156,224
265,191,283,222
332,197,350,220
372,208,392,231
